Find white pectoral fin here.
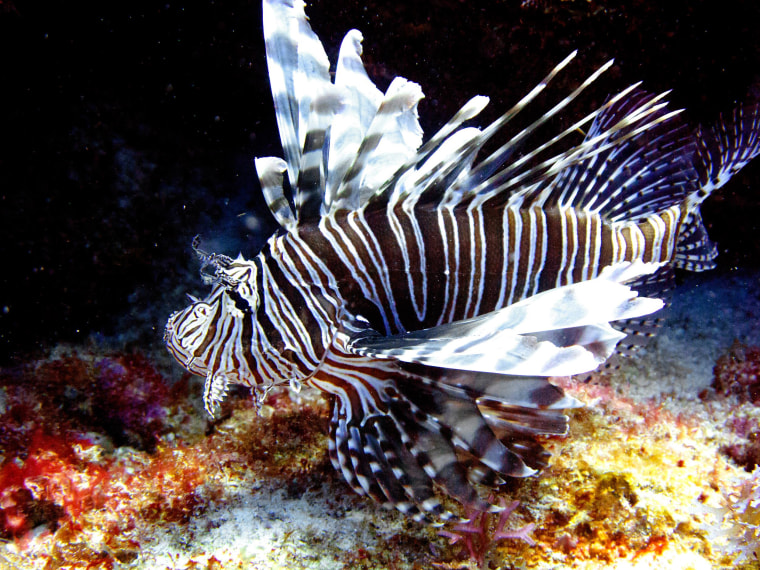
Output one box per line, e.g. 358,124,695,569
501,261,666,335
346,261,664,377
348,324,612,376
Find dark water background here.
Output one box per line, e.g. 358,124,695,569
2,0,759,364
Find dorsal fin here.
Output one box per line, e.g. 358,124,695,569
260,0,426,226
294,87,343,223
517,88,697,222
330,78,424,212
262,0,332,196
364,95,490,210
364,63,694,221
260,0,757,233
364,52,614,212
324,30,384,211
255,157,296,231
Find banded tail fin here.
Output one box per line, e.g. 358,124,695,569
673,210,718,271
674,103,760,270
693,103,760,206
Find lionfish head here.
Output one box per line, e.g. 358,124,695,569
166,236,263,373
164,287,226,377
165,268,272,416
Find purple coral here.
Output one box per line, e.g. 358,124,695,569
439,497,536,567
712,341,760,405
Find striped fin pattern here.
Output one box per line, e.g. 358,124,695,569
523,89,697,222
314,349,582,523
262,0,332,198
255,157,295,231
673,210,718,271
694,103,760,204
165,0,760,524
260,0,425,223
345,262,664,377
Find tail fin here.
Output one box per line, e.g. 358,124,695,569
691,103,760,207
674,103,760,271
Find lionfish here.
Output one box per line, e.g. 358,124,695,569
165,0,760,522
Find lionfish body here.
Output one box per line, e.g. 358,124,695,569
165,0,760,522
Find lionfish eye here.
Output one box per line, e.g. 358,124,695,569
193,304,210,318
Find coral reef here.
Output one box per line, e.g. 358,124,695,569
0,350,203,544
724,468,760,566
721,415,760,473
0,348,441,569
712,341,760,405
4,337,760,568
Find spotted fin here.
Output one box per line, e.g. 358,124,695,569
673,210,718,271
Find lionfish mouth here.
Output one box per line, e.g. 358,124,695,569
162,311,179,344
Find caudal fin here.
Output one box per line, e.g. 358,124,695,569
675,103,760,271
691,103,760,206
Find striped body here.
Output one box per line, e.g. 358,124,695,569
165,0,760,523
298,203,686,335
170,201,685,384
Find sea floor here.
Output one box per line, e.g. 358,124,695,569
1,267,759,570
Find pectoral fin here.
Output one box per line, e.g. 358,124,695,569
343,261,664,377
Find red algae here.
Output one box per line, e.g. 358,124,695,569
438,497,535,567
0,429,110,537
0,349,191,565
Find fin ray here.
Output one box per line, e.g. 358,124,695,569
345,261,665,377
